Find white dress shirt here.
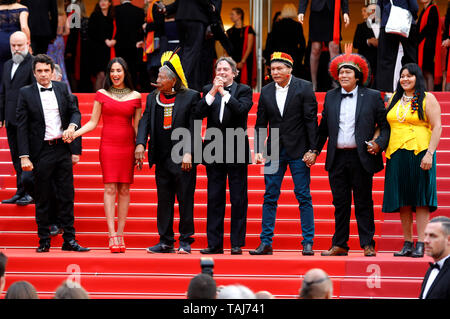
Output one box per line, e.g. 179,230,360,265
37,83,64,141
337,86,358,149
422,254,450,298
11,62,20,79
275,76,291,117
367,19,380,39
206,86,231,123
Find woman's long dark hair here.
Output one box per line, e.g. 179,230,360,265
0,0,18,4
387,63,426,121
93,0,114,18
103,57,134,91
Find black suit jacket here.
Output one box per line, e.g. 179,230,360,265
21,0,58,39
165,0,211,24
195,81,253,165
317,86,389,174
16,81,81,161
353,22,377,76
136,89,200,168
298,0,349,14
254,76,318,159
0,54,35,126
114,2,145,49
419,257,450,299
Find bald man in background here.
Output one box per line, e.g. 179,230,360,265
299,268,333,299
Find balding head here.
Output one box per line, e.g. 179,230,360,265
10,31,29,64
299,268,333,299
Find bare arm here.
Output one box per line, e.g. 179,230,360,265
421,93,442,170
72,101,102,140
19,11,31,41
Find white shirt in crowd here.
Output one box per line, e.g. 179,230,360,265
37,83,64,141
275,76,292,117
337,86,358,149
205,85,232,123
422,254,450,298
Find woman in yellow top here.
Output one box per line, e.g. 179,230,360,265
383,63,442,258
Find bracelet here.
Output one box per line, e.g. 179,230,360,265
426,150,434,156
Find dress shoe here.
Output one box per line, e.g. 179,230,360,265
178,241,191,254
393,241,413,257
302,243,314,256
412,242,424,258
321,246,348,256
36,241,51,253
61,239,90,252
249,243,273,255
231,247,242,255
16,194,34,206
363,245,376,257
2,194,22,204
50,225,63,237
146,242,175,253
200,247,224,254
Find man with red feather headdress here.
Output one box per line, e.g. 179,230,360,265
316,45,390,257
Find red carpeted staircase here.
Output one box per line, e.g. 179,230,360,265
0,92,449,299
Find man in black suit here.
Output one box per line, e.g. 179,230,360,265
164,0,213,91
16,54,89,253
20,0,58,54
135,51,200,254
249,52,318,256
0,31,35,205
316,50,389,256
114,0,145,87
195,57,253,255
419,216,450,299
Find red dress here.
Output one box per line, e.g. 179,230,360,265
95,91,141,184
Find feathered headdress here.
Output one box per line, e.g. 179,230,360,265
160,49,188,88
328,43,372,86
270,52,294,68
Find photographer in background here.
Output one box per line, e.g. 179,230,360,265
186,257,217,299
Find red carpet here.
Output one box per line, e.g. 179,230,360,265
0,92,449,299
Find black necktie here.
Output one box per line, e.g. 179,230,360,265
40,87,53,92
341,93,353,99
429,262,441,271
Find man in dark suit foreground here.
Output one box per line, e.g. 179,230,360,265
419,216,450,299
0,31,35,205
195,57,253,255
16,54,89,252
316,46,389,256
250,52,318,256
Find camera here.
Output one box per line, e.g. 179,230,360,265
200,257,214,277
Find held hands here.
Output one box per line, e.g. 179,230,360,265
181,153,192,171
366,140,380,155
420,151,433,171
254,153,264,164
302,151,317,168
21,157,33,171
62,125,76,143
343,13,350,27
211,76,225,96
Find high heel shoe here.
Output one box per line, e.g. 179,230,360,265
393,241,413,257
109,235,120,253
118,235,126,253
412,242,424,258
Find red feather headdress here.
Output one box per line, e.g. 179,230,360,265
328,43,372,86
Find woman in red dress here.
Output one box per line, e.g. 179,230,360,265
69,57,142,253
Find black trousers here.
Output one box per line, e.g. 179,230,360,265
328,149,375,250
155,157,196,245
33,142,76,244
206,164,248,249
176,20,205,91
375,25,418,92
6,124,26,197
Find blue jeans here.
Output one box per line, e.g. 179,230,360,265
260,148,314,246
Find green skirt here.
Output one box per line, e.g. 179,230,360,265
382,149,437,213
